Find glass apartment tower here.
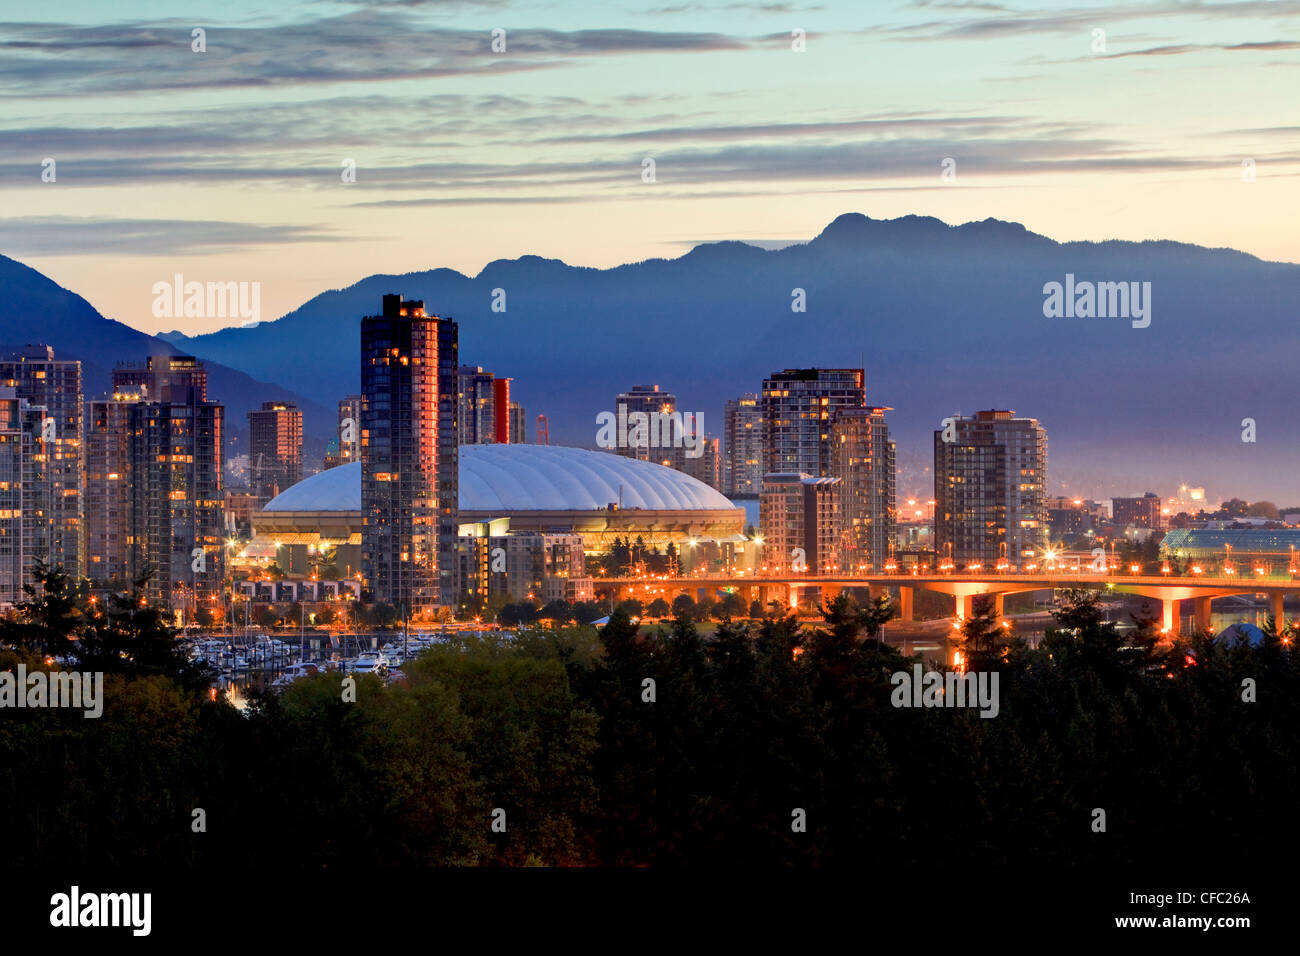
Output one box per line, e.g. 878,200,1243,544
832,405,896,571
361,294,459,614
0,345,84,581
934,409,1047,564
761,368,865,478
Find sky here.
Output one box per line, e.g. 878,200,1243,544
0,0,1297,334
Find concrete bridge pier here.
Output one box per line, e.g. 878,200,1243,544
1194,596,1213,632
897,586,913,622
759,584,789,611
956,593,973,622
1162,598,1180,637
1271,592,1286,629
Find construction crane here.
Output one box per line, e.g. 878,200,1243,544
536,413,549,445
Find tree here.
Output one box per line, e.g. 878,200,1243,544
499,602,539,627
72,589,217,693
459,591,485,621
609,538,631,574
541,600,575,624
646,598,671,619
370,603,397,628
718,590,748,620
0,560,83,655
672,594,697,619
1246,500,1279,520
615,598,643,618
959,607,1006,669
572,601,604,625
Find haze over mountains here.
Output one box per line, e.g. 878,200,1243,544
4,213,1298,502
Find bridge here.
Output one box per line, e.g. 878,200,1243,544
598,570,1299,637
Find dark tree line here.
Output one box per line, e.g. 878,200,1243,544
1,577,1296,872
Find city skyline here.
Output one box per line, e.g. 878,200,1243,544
4,0,1298,908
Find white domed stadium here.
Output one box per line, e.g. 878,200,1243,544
253,444,745,556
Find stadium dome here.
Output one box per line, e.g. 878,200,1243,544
256,445,746,554
263,445,735,513
460,443,733,512
263,461,360,513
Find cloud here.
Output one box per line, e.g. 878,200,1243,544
883,1,1300,42
9,117,1289,196
0,217,346,256
643,2,824,13
537,113,1044,145
0,93,595,163
0,14,757,96
1056,38,1300,61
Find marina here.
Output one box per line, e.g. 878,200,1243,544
188,627,509,706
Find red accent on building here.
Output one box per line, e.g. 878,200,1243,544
493,378,511,444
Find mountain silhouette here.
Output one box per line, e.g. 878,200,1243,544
26,213,1300,502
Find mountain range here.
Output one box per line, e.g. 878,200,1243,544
4,213,1298,502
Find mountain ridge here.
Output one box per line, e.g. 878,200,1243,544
7,212,1299,500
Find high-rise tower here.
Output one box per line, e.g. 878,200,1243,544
361,295,459,613
934,410,1047,564
0,345,84,581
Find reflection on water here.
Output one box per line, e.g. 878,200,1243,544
214,672,271,711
